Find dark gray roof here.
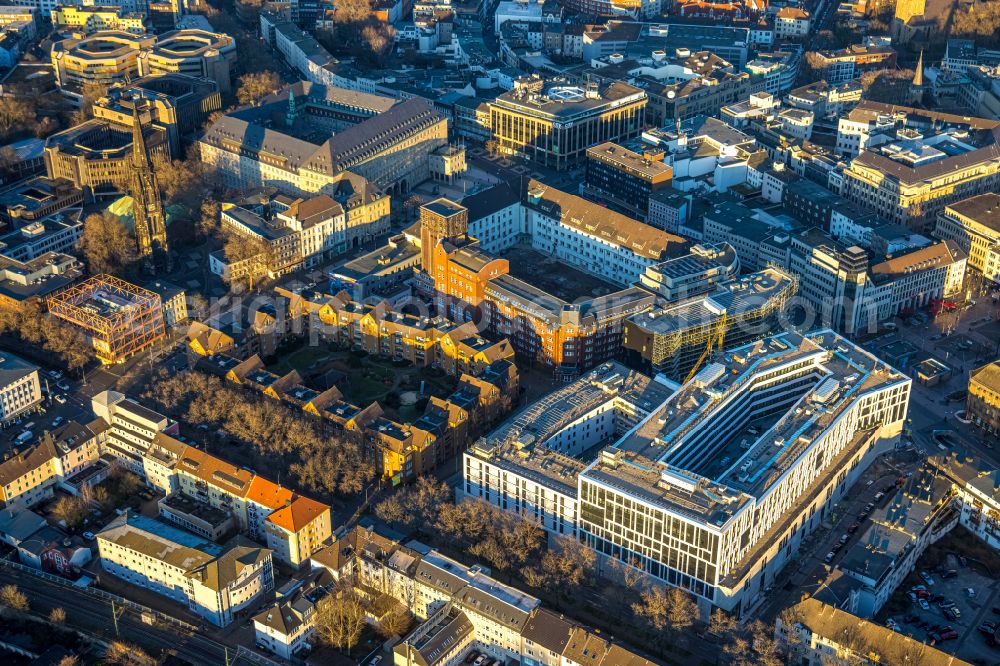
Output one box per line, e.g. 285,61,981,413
0,351,38,387
461,182,520,222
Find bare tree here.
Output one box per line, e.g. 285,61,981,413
0,584,28,611
49,607,67,623
314,586,367,652
666,587,698,634
376,600,412,639
51,495,89,530
709,608,737,637
78,212,136,275
236,71,280,106
104,641,155,666
0,96,36,142
632,586,670,631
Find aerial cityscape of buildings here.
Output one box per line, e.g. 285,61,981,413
0,0,999,663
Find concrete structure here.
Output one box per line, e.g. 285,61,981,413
464,330,911,615
51,5,147,34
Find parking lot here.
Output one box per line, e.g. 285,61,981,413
882,530,1000,664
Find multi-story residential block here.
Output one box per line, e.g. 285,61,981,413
202,85,449,195
839,103,1000,231
968,361,1000,436
624,267,797,379
92,392,333,567
585,52,750,126
935,193,1000,282
97,514,274,626
464,330,911,616
51,5,147,34
836,463,957,617
777,598,973,665
302,526,660,665
582,142,673,220
786,80,863,119
774,7,810,38
214,191,347,279
252,569,332,659
0,351,42,428
0,420,102,508
487,76,647,170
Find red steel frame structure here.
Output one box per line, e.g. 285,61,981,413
47,274,165,365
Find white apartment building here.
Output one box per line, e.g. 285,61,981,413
774,8,811,38
0,352,42,425
463,330,911,616
97,514,274,626
91,391,333,568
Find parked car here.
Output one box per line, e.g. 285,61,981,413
942,569,958,579
53,394,67,404
940,630,959,641
920,571,935,585
839,534,850,544
968,588,977,598
56,381,70,391
464,652,480,665
847,522,860,533
944,608,961,621
979,622,997,636
824,552,835,564
52,416,64,427
874,491,885,501
939,600,956,609
82,531,95,540
929,594,945,603
919,599,930,610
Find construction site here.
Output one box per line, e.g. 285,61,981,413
47,274,165,364
622,268,798,381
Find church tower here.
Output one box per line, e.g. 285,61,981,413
128,103,171,273
909,50,925,105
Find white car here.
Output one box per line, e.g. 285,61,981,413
919,599,930,610
53,394,67,404
82,531,95,541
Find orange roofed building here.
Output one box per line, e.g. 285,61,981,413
93,391,333,568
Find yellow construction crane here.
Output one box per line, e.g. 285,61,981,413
682,310,728,385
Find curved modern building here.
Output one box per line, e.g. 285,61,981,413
51,29,235,102
140,29,237,95
51,31,155,99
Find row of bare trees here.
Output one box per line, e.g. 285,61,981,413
144,369,375,496
0,301,90,373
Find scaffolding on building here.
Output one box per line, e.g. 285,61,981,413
47,274,165,365
646,270,799,381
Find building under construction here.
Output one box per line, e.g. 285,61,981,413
623,268,797,381
47,274,165,365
